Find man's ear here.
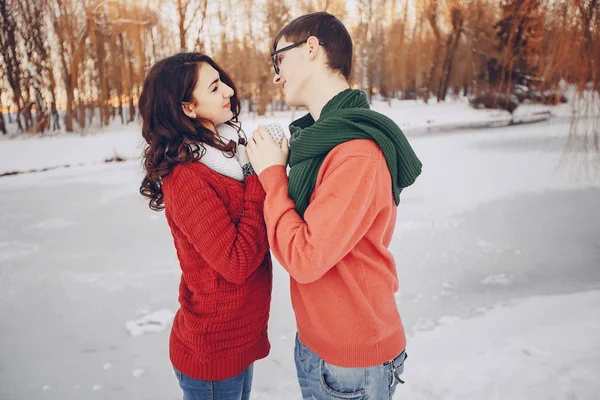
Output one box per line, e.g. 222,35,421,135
182,103,196,118
306,36,321,61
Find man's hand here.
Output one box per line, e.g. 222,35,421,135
246,125,289,175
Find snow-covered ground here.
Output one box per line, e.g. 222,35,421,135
1,103,599,400
0,99,570,176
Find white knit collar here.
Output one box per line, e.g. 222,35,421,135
196,124,244,182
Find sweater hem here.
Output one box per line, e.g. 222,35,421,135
170,332,270,380
298,328,405,368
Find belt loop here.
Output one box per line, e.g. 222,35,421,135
393,367,405,384
392,352,407,384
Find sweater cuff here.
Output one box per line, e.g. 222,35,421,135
258,165,288,193
244,174,266,202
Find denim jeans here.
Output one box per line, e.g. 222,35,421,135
294,334,407,400
172,364,253,400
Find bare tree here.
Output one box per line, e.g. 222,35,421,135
366,0,388,102
175,0,209,51
437,0,465,101
50,0,90,132
265,0,292,112
423,0,444,102
406,0,428,97
459,0,497,96
353,0,374,91
298,0,348,19
0,0,24,132
575,0,599,91
393,0,410,98
0,0,593,140
89,5,111,127
18,0,63,132
493,0,543,97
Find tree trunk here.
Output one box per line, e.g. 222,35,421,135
0,91,6,134
64,77,74,132
149,25,158,62
22,103,33,132
116,33,135,123
129,94,135,122
47,66,61,131
57,32,74,131
426,43,443,102
118,95,124,124
77,93,86,130
91,24,109,127
438,27,463,101
425,0,443,103
127,65,136,123
408,7,423,95
51,0,89,132
257,71,269,116
22,80,34,132
177,0,187,50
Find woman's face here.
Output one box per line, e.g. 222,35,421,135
183,62,234,129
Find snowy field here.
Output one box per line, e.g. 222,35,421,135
0,98,572,175
1,102,599,400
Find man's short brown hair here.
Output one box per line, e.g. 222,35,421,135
273,12,353,80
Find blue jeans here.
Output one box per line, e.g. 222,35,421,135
294,334,407,400
173,364,253,400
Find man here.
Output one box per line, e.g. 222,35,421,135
246,12,422,400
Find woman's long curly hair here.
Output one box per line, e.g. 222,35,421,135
139,52,242,211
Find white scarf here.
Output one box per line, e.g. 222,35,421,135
196,124,249,182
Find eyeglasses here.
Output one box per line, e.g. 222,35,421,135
270,38,326,75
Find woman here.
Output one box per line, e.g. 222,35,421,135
139,52,272,400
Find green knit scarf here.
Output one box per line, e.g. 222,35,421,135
288,89,422,218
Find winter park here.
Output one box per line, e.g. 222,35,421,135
1,1,600,400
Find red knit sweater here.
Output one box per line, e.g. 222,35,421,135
162,162,272,380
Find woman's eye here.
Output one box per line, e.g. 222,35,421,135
212,85,218,92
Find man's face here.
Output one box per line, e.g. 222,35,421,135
272,38,309,107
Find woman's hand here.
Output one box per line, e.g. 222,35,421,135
246,125,289,175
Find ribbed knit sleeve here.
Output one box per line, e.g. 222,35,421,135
166,168,268,284
258,151,380,284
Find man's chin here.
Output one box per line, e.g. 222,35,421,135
284,92,301,108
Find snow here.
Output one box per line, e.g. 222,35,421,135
0,100,565,176
132,369,146,378
481,273,511,286
0,124,144,174
405,291,600,400
125,309,175,338
0,103,599,400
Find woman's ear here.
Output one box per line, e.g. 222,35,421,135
182,103,196,118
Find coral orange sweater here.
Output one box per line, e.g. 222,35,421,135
163,162,272,380
258,139,406,367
